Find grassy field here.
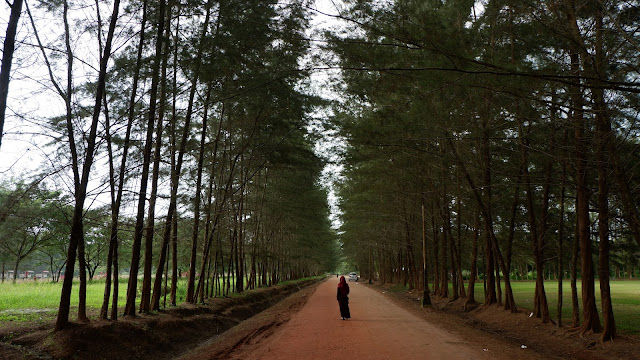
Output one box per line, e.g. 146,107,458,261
0,278,189,322
2,278,638,334
0,275,316,322
387,279,640,335
461,280,640,335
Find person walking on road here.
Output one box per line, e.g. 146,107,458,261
337,276,351,320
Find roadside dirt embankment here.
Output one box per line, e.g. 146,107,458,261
0,278,322,360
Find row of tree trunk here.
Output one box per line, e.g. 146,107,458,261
335,0,640,344
28,0,331,331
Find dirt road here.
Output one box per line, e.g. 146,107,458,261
193,277,512,360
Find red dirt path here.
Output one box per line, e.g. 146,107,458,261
184,277,532,360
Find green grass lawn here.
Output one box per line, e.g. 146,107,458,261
465,280,640,335
2,277,637,334
0,278,189,322
0,275,316,323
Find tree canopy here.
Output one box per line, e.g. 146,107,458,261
1,0,640,342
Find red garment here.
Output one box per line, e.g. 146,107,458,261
337,276,350,319
337,276,349,297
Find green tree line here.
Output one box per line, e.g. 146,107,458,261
328,0,640,342
0,0,336,331
4,0,640,344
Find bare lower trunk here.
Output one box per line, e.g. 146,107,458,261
557,151,567,327
520,121,551,323
598,176,615,340
421,202,431,307
101,231,114,320
111,239,119,320
12,259,20,282
170,212,178,306
455,191,466,298
440,216,448,298
56,217,81,330
571,222,580,327
495,259,502,306
483,219,496,305
431,212,440,295
77,234,88,322
465,214,479,309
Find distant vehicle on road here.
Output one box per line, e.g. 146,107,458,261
348,272,358,282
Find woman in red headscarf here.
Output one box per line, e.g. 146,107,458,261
337,276,350,320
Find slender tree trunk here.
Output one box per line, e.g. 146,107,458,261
54,0,78,330
77,233,88,322
421,201,431,307
465,213,479,310
504,163,523,312
98,0,114,318
455,191,466,298
207,250,214,295
449,230,459,300
170,213,178,306
168,0,179,308
233,213,241,293
227,227,233,295
557,136,567,327
441,192,459,300
214,248,220,297
150,42,178,312
447,133,502,306
197,158,218,302
195,111,228,302
573,76,601,331
495,258,502,306
596,127,615,340
402,201,415,291
101,0,148,320
102,182,116,318
151,0,213,311
186,86,212,303
163,238,169,308
140,0,173,314
439,205,449,298
124,0,166,317
519,121,551,322
593,6,615,341
111,235,119,320
12,259,20,282
565,0,601,334
571,218,580,327
537,145,554,323
431,210,440,295
139,93,165,313
56,0,120,330
0,0,24,149
480,117,497,306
